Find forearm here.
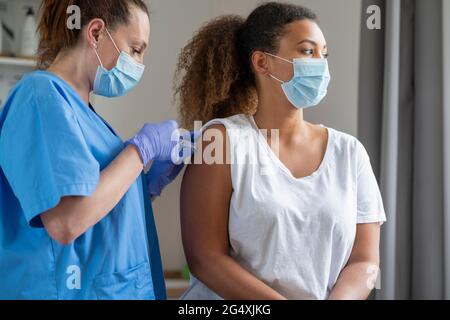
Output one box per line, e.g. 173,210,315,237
328,261,378,300
42,145,144,244
191,253,286,300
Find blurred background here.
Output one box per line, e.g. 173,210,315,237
1,0,449,299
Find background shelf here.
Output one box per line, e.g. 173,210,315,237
0,56,36,68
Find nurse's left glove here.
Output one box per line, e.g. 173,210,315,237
126,120,181,167
145,131,201,197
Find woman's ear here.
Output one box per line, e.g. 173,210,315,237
251,51,270,76
85,18,106,47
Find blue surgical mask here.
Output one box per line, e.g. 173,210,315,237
265,52,331,109
93,29,145,98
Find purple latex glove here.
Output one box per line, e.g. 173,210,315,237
146,161,185,197
146,131,201,197
126,120,180,166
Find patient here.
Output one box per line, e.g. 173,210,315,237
175,2,386,300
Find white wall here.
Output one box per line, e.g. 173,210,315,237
95,0,362,271
299,0,361,135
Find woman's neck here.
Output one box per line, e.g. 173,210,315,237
254,92,308,141
47,50,93,105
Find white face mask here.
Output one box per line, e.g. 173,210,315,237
266,52,331,109
92,28,146,98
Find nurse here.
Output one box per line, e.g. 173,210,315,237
0,0,187,299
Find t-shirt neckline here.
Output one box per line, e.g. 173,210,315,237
248,115,333,181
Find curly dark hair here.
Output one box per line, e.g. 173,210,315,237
174,2,317,129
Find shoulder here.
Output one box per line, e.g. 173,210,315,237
327,127,366,155
203,114,252,131
15,70,67,94
1,71,77,134
202,114,254,141
325,127,372,170
8,71,73,115
192,115,253,166
8,70,72,107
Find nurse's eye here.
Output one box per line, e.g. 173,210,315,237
323,52,329,59
301,49,314,55
132,48,142,55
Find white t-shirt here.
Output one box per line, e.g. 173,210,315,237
181,114,386,300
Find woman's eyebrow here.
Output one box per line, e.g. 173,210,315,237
131,39,148,50
297,39,327,48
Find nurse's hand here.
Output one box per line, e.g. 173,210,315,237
146,131,200,197
146,161,185,197
126,120,180,167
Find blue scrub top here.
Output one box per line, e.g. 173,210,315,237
0,71,166,300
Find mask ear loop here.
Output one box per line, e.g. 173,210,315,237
92,42,104,67
92,27,121,69
269,74,285,84
105,28,121,55
265,52,294,64
264,52,293,84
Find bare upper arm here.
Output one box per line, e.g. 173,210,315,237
180,124,233,267
348,223,381,265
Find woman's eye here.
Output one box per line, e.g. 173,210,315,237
302,49,314,55
323,53,329,59
132,48,142,55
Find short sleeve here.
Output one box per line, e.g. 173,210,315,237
356,140,387,225
0,82,100,227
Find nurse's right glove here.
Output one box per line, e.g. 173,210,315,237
146,160,185,197
126,120,180,167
